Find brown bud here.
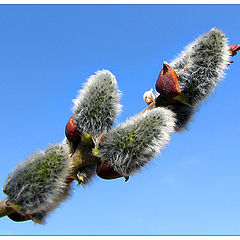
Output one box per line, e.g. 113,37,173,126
7,212,31,222
96,160,129,181
65,116,82,143
156,63,181,98
229,44,240,57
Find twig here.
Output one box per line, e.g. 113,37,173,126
69,142,100,182
0,198,15,218
0,101,155,220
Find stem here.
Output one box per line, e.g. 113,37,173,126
69,142,100,182
0,100,156,220
140,100,156,114
0,198,15,218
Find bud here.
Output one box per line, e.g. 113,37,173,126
229,44,240,57
143,88,156,105
7,212,31,222
96,159,129,181
65,115,82,143
156,63,181,98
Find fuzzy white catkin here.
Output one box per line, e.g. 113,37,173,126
158,27,232,133
96,107,176,176
170,27,231,106
3,143,71,224
72,70,122,138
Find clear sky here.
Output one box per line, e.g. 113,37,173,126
0,4,240,235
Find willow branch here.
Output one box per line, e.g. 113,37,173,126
0,100,156,220
68,101,157,177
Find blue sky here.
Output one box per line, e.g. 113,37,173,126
0,4,240,235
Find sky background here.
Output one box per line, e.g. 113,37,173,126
0,4,240,235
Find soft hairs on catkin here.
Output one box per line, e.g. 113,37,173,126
72,70,122,138
170,27,230,106
158,27,232,133
96,107,176,176
3,143,71,224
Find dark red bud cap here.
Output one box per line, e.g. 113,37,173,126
96,160,127,180
8,212,31,222
229,44,240,57
156,63,181,98
65,116,82,142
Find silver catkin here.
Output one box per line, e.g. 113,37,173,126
3,143,71,224
72,70,122,138
96,107,176,176
170,27,230,106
